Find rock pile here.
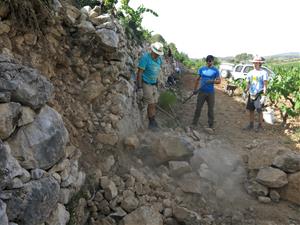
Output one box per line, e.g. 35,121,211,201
76,129,214,225
245,140,300,205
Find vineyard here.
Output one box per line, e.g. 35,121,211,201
268,62,300,125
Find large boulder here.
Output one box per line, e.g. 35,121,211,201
256,167,288,188
177,172,203,195
244,179,269,197
173,205,202,225
169,161,192,177
8,106,69,169
46,203,70,225
0,200,8,225
65,4,81,24
280,172,300,205
0,102,21,139
121,206,163,225
150,134,193,164
248,142,289,169
6,176,60,225
273,151,300,173
96,28,119,52
0,54,53,109
0,143,23,189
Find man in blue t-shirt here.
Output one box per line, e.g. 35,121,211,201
192,55,221,129
136,42,164,130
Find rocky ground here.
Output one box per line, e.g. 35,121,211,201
156,72,300,225
76,72,300,225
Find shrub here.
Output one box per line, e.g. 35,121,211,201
158,90,177,110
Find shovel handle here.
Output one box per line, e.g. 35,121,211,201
182,92,196,104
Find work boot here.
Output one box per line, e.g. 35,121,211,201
255,124,263,132
243,123,254,131
148,117,159,131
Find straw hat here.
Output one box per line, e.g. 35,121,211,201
150,42,164,56
251,55,265,63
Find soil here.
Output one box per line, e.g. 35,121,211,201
156,72,300,225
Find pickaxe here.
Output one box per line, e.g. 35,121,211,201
182,91,198,104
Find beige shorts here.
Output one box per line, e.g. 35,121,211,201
143,83,159,104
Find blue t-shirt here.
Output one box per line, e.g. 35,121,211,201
138,53,163,84
197,66,220,93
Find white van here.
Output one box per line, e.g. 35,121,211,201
231,64,275,81
219,63,234,78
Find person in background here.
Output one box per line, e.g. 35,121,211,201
243,55,268,132
192,55,221,129
136,42,164,130
167,47,172,58
167,73,176,87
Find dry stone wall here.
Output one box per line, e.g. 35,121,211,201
0,55,85,225
0,1,176,224
1,0,175,148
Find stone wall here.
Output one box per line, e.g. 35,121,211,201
0,1,176,224
0,55,85,225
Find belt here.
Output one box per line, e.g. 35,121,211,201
250,91,263,100
143,80,157,85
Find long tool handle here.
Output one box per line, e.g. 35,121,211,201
182,92,196,104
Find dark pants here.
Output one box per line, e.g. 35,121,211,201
193,91,215,127
246,94,263,112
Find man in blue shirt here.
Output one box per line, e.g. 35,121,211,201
192,55,221,129
136,42,164,130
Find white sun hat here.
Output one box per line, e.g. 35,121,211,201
251,55,265,63
150,42,164,56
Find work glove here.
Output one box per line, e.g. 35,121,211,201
193,89,199,95
260,95,266,105
242,92,247,100
137,88,143,102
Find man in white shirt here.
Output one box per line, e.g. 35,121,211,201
244,55,268,132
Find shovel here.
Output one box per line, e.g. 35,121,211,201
182,79,215,104
182,91,197,104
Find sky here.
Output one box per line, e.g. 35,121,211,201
128,0,300,58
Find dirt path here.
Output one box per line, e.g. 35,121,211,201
161,72,300,225
176,72,298,153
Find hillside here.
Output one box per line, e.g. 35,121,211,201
219,52,300,63
265,52,300,59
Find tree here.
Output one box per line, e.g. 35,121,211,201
151,34,166,45
102,0,118,13
234,53,253,63
118,0,158,41
268,65,300,126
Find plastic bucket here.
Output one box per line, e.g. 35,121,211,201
263,110,275,124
